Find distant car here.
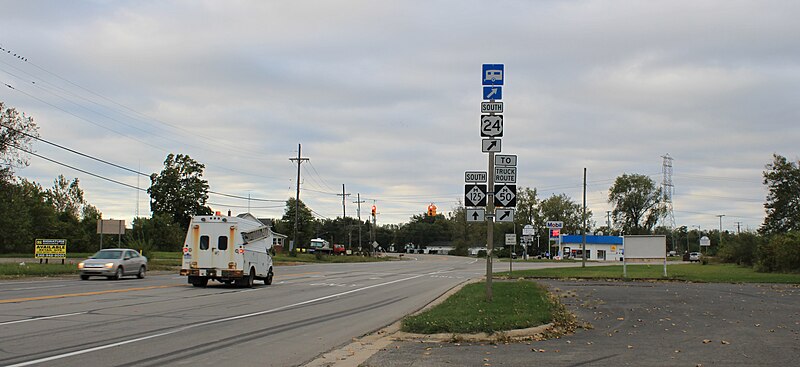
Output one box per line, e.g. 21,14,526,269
78,249,147,280
689,252,701,262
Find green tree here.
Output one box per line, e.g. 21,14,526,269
277,197,316,252
0,178,56,252
538,193,587,234
761,154,800,235
77,204,102,253
148,154,212,229
0,102,38,182
128,214,185,252
515,187,539,227
608,173,665,235
47,175,85,218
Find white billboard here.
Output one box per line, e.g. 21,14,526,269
623,235,667,277
624,235,666,259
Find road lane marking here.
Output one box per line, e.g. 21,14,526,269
0,285,180,304
0,312,88,326
6,272,429,367
0,272,322,304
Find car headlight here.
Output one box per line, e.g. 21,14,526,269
78,262,84,270
104,263,115,269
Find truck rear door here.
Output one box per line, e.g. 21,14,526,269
211,229,236,270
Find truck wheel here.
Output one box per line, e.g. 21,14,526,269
240,268,255,288
192,277,208,287
265,268,274,285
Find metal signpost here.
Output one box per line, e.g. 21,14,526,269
506,233,516,273
522,224,534,260
475,63,513,301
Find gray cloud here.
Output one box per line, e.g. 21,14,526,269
2,0,797,232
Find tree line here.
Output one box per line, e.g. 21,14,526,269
2,101,799,271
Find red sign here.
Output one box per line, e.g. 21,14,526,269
549,229,561,239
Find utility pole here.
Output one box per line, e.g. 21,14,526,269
371,200,377,252
717,214,725,246
353,194,365,252
336,184,350,218
606,211,611,232
734,221,742,234
289,143,309,254
582,168,587,268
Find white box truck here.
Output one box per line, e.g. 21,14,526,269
180,213,283,287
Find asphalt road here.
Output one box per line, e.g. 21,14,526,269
0,255,566,367
364,279,800,367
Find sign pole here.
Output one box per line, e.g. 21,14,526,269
486,149,494,301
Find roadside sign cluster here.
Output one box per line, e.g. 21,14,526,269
465,63,517,223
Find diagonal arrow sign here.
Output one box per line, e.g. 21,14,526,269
487,140,497,151
499,210,510,221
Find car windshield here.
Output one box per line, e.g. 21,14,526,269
93,250,123,259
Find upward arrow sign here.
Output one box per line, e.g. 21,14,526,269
472,211,480,220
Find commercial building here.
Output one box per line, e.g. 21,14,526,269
560,235,624,261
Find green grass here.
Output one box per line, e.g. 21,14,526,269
402,281,556,334
0,263,79,278
151,251,182,260
501,263,800,284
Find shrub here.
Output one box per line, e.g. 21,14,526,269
126,237,155,259
755,232,800,273
718,232,761,266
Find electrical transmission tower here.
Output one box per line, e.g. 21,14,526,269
661,154,677,252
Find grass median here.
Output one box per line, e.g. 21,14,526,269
0,263,78,278
499,263,800,283
402,281,561,334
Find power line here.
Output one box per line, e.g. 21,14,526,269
2,122,285,203
9,143,144,191
0,48,280,162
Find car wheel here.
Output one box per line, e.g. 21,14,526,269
265,268,274,285
136,266,146,279
113,267,123,280
80,275,89,280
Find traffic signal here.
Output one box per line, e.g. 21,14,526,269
427,203,437,217
371,205,377,216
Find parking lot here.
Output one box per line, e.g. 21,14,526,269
364,279,800,366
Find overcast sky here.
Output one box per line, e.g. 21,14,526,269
2,0,798,234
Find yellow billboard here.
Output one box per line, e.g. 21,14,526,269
34,239,67,259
